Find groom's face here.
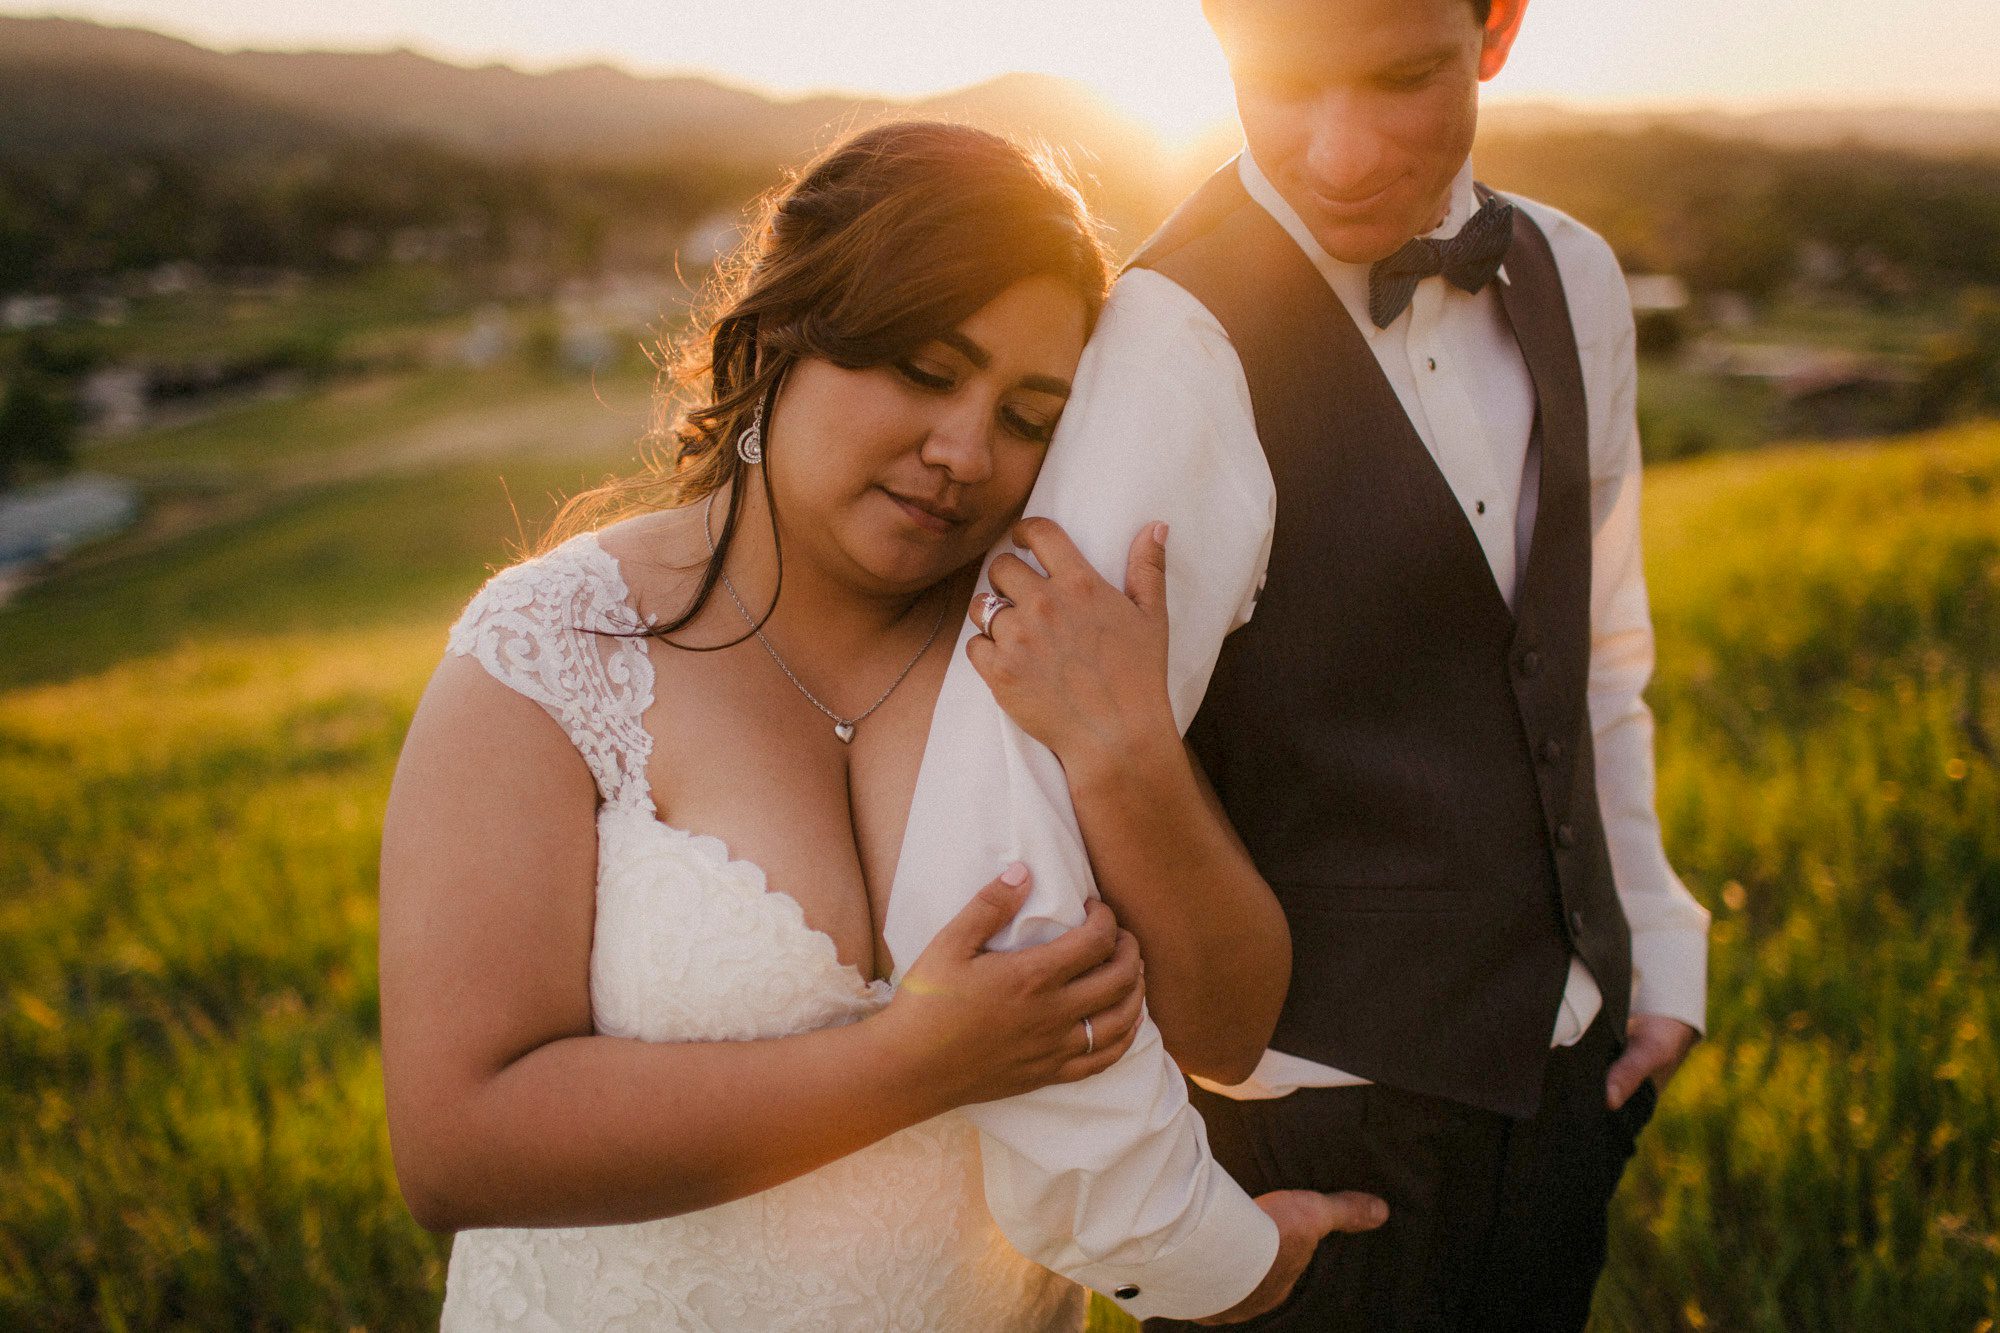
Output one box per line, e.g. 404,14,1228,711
1209,0,1523,264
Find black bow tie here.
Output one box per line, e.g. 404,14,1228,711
1366,196,1515,329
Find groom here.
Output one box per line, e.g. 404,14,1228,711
1124,0,1713,1324
890,0,1709,1326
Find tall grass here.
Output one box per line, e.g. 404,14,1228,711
2,632,440,1328
1599,422,2000,1331
2,422,1996,1329
2,446,625,1328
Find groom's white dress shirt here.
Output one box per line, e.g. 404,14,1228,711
883,148,1710,1319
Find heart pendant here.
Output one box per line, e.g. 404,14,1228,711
834,721,856,744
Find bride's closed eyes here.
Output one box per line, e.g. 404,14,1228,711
892,341,1070,445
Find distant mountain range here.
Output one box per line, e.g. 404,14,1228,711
6,14,2000,306
0,15,1167,173
5,14,1998,175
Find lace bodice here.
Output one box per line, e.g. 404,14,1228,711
435,532,1083,1331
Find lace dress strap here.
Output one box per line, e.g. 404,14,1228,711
444,532,658,811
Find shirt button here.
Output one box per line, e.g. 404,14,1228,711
1426,356,1438,371
1557,822,1577,848
1476,500,1487,515
1115,1284,1141,1301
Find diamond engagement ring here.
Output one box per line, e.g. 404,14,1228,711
1082,1015,1096,1056
974,591,1014,636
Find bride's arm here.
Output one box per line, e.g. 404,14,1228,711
970,519,1289,1086
378,655,1143,1234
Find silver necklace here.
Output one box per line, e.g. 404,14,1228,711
703,491,948,744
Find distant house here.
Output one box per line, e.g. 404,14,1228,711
1626,274,1690,316
145,262,202,297
1688,340,1917,439
456,306,514,369
1705,291,1757,330
1690,341,1851,383
80,367,149,435
2,295,63,331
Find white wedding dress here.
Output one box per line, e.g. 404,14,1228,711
436,532,1085,1332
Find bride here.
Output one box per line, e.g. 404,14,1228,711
378,121,1297,1330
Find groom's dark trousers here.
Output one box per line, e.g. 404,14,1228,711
1144,1017,1657,1333
1128,165,1655,1332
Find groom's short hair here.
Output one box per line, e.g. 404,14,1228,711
1205,0,1494,20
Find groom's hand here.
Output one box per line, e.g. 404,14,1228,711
1193,1189,1387,1325
1606,1013,1699,1110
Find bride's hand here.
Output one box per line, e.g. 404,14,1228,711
882,865,1145,1109
966,517,1175,768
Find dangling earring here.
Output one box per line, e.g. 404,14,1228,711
736,401,764,466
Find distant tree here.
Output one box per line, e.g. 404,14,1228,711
0,369,81,489
519,310,563,374
1635,309,1689,360
0,334,89,491
1911,291,2000,426
1476,127,2000,300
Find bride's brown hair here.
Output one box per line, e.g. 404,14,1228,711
539,119,1113,645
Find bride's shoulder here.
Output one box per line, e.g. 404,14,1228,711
587,505,712,624
446,530,626,651
423,523,668,809
441,506,715,694
435,521,665,746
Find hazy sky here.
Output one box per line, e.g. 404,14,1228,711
13,1,2000,142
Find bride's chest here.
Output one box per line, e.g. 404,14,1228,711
635,643,952,986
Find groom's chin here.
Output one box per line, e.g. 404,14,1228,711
1306,217,1418,267
1290,182,1438,264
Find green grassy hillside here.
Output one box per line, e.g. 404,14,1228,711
1602,423,2000,1331
2,409,1996,1329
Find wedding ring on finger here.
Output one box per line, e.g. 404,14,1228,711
973,591,1014,637
1082,1015,1096,1056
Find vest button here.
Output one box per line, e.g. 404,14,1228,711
1540,738,1564,764
1557,822,1577,848
1517,649,1542,678
1115,1285,1141,1301
1570,909,1586,935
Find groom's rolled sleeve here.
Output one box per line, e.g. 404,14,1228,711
885,271,1281,1320
1586,306,1711,1035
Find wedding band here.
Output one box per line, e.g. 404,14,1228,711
1082,1016,1096,1056
974,592,1014,636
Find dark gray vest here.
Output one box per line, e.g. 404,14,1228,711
1132,164,1632,1118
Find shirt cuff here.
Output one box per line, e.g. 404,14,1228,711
1630,918,1710,1035
1071,1176,1280,1322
